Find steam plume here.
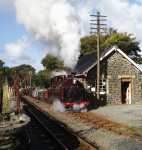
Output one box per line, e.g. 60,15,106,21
51,70,67,78
15,0,81,68
52,98,65,112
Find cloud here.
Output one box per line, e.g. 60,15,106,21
5,36,29,59
0,0,14,14
2,36,45,70
14,0,81,68
97,0,142,40
79,0,142,43
0,0,13,8
4,0,142,70
3,36,37,67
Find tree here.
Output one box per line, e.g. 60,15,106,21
0,60,4,113
101,32,141,57
10,64,35,77
81,30,142,63
10,64,35,88
81,35,97,54
0,60,9,84
107,27,117,36
33,70,51,88
0,59,5,75
81,35,106,54
41,54,64,71
0,60,4,68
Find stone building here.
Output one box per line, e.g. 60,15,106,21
74,46,142,104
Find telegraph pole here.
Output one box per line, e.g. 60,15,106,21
29,71,32,96
90,12,107,100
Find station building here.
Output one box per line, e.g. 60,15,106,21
74,46,142,104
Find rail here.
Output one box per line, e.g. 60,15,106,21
24,104,80,150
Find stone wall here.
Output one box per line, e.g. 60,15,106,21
87,51,142,104
106,52,142,104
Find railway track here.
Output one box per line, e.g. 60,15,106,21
24,104,80,150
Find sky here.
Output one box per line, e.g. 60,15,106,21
0,0,142,71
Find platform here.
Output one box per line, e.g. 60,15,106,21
23,96,142,150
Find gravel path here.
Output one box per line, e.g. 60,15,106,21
91,105,142,131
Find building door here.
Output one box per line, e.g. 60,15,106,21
121,80,131,104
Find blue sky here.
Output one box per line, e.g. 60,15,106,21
0,0,142,71
0,0,44,70
130,0,142,4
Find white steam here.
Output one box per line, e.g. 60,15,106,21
52,98,65,112
15,0,81,68
51,70,67,78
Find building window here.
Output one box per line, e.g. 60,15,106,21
89,77,106,95
100,79,106,95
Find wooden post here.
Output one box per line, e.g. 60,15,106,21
2,78,10,114
0,82,2,113
14,75,20,114
96,12,100,100
90,12,107,100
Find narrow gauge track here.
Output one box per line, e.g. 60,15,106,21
24,103,80,150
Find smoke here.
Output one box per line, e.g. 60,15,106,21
52,98,65,112
14,0,81,68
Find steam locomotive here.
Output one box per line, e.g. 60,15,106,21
32,75,94,111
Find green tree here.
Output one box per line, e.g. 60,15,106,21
41,54,64,71
0,60,5,84
0,60,4,73
81,35,97,54
102,32,141,57
0,60,4,68
10,64,35,77
10,64,35,88
81,35,106,54
0,60,4,113
81,30,141,63
33,70,51,88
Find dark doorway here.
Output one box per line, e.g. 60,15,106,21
121,81,131,104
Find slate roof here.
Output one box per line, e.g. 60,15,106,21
74,51,97,74
74,47,111,74
74,46,142,74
